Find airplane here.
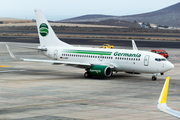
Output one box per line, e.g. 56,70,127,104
6,9,174,80
157,76,180,118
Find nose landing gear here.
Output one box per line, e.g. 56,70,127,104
152,73,164,81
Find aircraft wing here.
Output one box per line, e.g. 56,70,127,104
6,45,47,51
6,45,116,68
22,59,91,66
6,45,91,67
157,76,180,119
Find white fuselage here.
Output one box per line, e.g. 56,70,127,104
6,9,174,80
39,46,174,74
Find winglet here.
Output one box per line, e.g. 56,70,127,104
132,40,138,50
157,77,180,118
158,76,170,104
6,45,21,60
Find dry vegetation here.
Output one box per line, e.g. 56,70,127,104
0,20,33,24
0,22,126,28
0,22,180,41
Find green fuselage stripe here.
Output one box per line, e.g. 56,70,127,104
63,50,112,55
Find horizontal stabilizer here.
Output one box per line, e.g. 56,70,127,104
157,77,180,118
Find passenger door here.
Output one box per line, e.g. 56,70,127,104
144,55,150,66
54,50,58,60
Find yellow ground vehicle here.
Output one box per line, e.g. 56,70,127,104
100,44,114,49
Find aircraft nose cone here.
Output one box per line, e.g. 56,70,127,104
171,63,174,69
166,62,174,71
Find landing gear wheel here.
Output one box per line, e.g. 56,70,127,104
152,76,157,81
110,72,113,77
84,72,91,78
84,72,89,78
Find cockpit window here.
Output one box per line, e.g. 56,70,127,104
155,58,167,62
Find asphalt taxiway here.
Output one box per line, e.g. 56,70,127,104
0,36,180,48
0,42,180,120
1,29,180,38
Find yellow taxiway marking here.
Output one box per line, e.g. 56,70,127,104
0,65,11,67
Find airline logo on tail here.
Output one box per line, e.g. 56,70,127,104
39,23,49,37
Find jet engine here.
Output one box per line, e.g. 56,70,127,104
88,65,112,77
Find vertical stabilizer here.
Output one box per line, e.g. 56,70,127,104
35,9,72,47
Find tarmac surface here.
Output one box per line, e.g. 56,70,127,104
0,36,180,48
0,40,180,120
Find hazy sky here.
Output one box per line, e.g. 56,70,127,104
1,0,180,20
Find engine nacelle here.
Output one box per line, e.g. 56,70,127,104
89,65,112,77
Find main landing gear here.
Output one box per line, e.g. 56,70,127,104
84,72,91,78
152,76,157,81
